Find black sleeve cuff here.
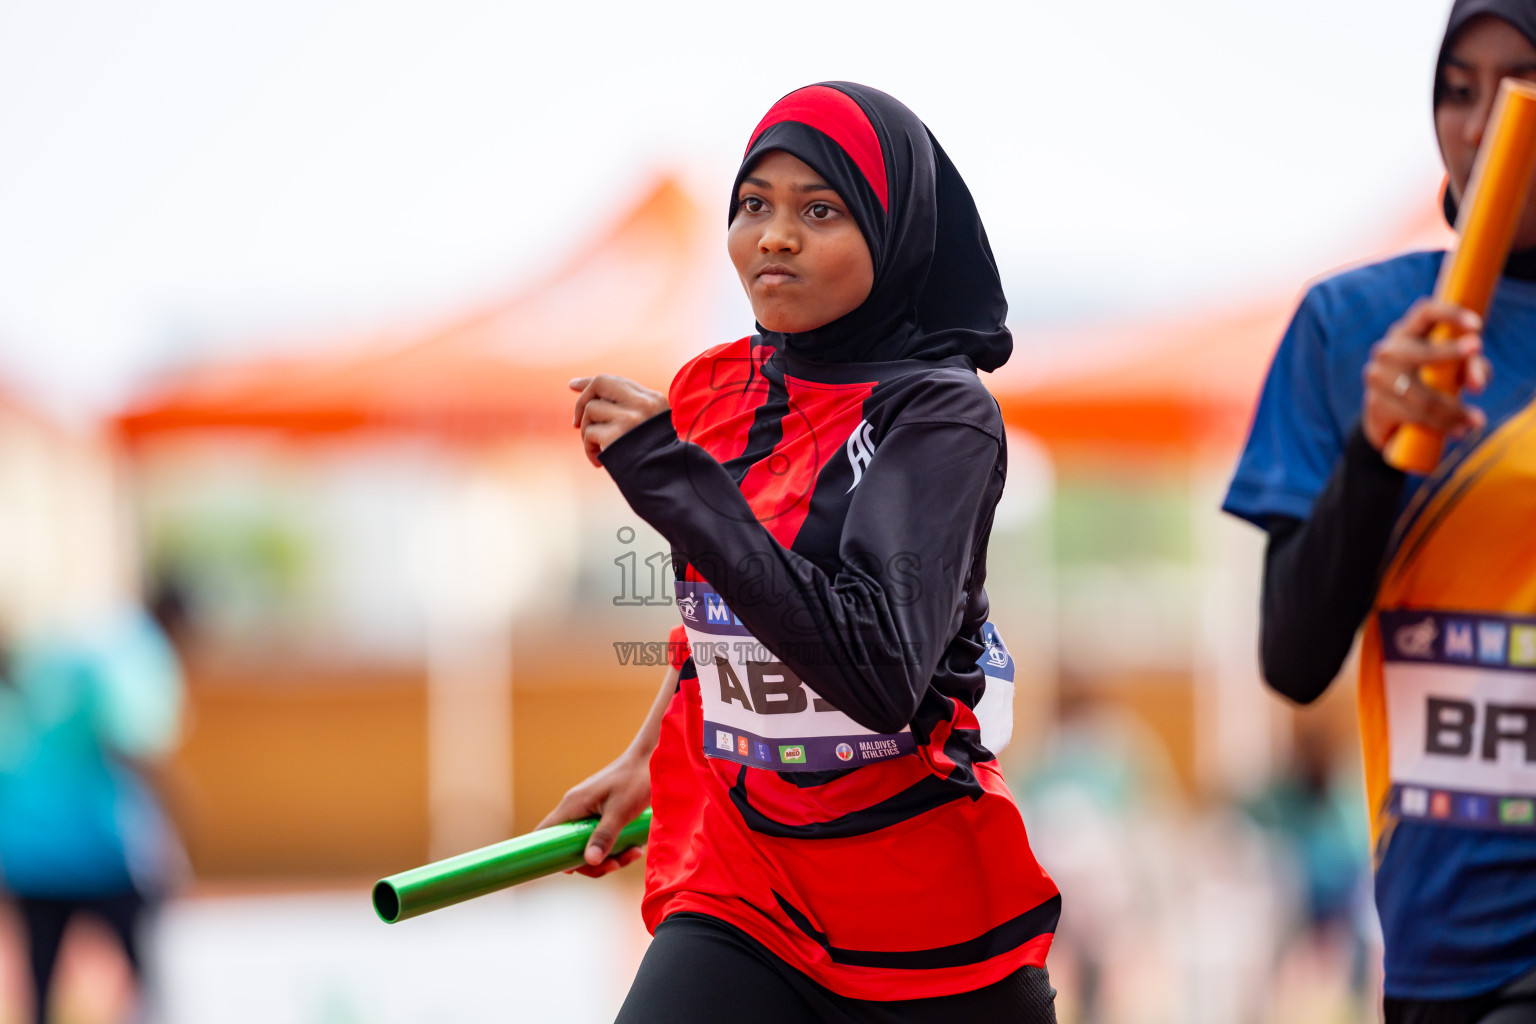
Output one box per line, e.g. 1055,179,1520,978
597,409,680,478
1343,422,1406,486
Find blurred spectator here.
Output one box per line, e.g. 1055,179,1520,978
1244,727,1374,1020
0,587,188,1024
1017,697,1297,1024
1015,696,1181,1024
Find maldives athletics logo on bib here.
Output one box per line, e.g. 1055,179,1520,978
835,742,855,761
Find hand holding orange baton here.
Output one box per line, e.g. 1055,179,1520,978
1386,78,1536,474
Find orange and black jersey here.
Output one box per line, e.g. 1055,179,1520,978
1226,249,1536,999
599,335,1059,1000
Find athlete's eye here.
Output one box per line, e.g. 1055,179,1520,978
741,196,765,214
1440,75,1475,105
808,202,833,220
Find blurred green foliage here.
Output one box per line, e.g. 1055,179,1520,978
1053,471,1193,566
147,506,315,641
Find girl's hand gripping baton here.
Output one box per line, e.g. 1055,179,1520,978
1387,78,1536,473
372,808,652,923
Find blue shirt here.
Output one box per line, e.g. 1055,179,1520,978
0,610,183,898
1225,250,1536,1000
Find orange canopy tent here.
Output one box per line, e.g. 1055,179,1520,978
116,177,716,444
989,196,1458,455
119,174,1458,459
0,371,66,435
112,178,731,862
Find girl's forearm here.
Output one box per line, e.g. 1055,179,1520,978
627,664,680,759
1260,424,1406,702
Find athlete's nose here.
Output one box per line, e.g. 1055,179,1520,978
1465,81,1498,151
758,210,800,254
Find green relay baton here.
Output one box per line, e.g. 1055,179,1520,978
372,808,653,923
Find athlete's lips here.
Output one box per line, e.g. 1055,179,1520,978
756,263,798,286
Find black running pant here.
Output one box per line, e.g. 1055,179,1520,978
17,891,146,1024
616,912,1057,1024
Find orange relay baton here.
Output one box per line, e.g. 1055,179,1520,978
1387,78,1536,474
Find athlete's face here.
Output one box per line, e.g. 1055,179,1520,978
1436,15,1536,248
729,150,875,334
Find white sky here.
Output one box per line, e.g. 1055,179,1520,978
0,0,1453,418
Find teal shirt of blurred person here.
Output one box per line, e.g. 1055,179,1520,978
0,608,184,900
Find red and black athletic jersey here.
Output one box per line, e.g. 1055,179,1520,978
599,335,1059,1000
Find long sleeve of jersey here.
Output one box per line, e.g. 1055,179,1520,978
600,409,1002,736
1260,424,1406,704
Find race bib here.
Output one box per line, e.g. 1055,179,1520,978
677,581,1015,771
1380,609,1536,830
973,621,1016,755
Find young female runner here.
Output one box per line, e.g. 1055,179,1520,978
538,82,1059,1022
1226,3,1536,1020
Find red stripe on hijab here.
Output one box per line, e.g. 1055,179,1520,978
746,85,889,211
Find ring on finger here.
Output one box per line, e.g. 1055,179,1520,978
1393,372,1413,397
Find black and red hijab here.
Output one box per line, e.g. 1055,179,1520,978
730,82,1013,373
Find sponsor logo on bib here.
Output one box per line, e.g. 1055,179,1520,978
1502,798,1535,825
704,593,739,627
1480,622,1509,664
778,745,806,764
835,743,854,761
1514,626,1536,666
1445,620,1475,661
1396,617,1438,658
716,730,733,751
